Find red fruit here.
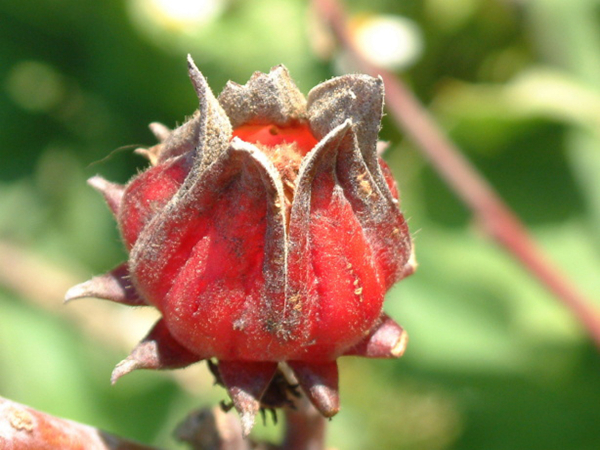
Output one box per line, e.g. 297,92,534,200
66,56,415,435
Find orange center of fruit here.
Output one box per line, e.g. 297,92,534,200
232,123,319,215
232,123,318,155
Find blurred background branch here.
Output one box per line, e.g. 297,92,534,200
312,0,600,348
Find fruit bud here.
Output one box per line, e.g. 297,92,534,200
66,56,415,435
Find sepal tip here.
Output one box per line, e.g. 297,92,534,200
111,358,139,385
288,361,340,418
217,361,278,436
149,122,171,142
87,176,125,217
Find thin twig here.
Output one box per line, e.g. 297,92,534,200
0,396,159,450
312,0,600,348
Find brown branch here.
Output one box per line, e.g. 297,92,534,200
0,396,159,450
312,0,600,348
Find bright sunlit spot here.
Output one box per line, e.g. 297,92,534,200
351,15,424,70
130,0,225,34
152,0,221,24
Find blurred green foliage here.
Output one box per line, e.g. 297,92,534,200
1,0,600,448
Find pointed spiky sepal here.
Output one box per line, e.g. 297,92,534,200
287,361,339,418
64,263,145,306
216,361,278,436
343,313,408,358
111,319,203,384
87,176,125,218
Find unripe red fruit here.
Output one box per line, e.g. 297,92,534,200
66,56,415,434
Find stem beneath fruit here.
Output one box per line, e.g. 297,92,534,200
281,398,327,450
175,407,255,450
174,402,326,450
312,0,600,350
